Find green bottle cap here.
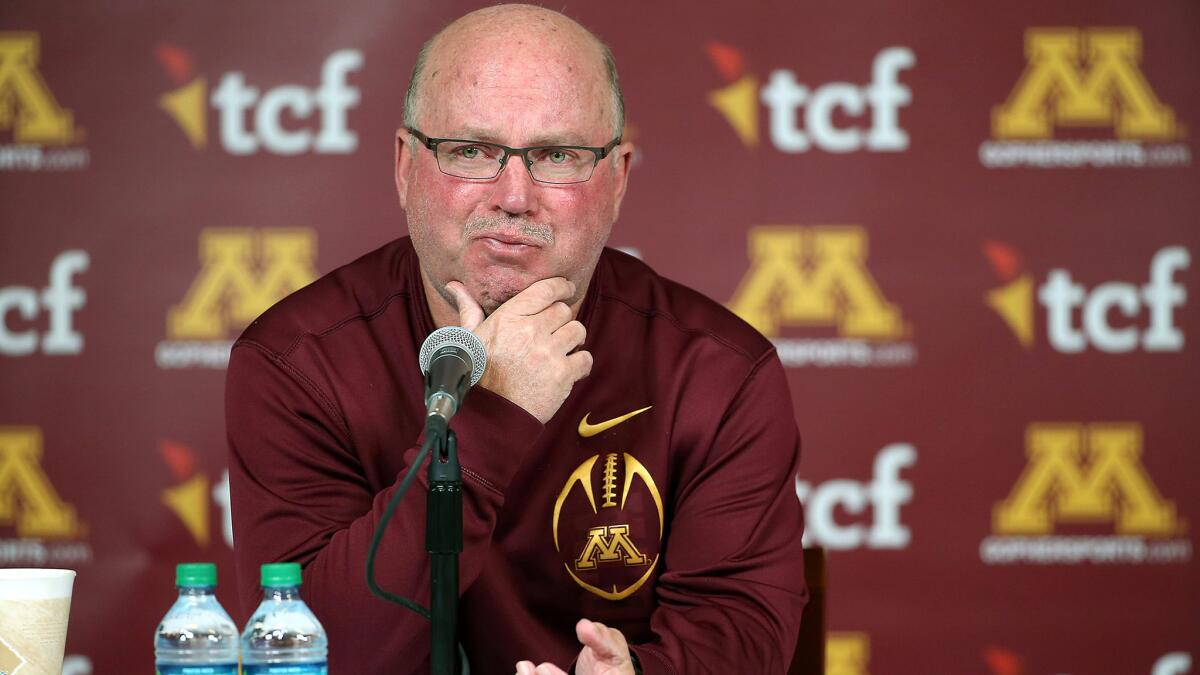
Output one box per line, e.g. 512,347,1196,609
176,562,217,587
260,562,302,588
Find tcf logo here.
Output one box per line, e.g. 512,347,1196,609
159,440,233,549
705,41,914,153
0,250,88,357
984,242,1189,353
796,444,916,551
157,45,362,155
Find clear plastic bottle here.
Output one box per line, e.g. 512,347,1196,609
240,562,328,674
154,562,239,675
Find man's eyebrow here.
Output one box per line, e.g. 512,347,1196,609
450,127,593,147
525,134,591,146
451,126,505,143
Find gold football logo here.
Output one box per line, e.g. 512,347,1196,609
552,452,663,600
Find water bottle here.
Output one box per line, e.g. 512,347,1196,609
154,562,239,675
240,562,328,674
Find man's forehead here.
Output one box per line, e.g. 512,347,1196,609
420,49,610,143
428,32,604,89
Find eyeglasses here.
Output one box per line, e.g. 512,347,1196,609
407,128,621,185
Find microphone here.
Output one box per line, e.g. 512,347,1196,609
418,326,488,428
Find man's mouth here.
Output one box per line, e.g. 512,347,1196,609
470,227,554,259
475,231,543,248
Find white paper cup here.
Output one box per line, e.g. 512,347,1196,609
0,568,75,675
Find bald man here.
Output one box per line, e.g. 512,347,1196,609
227,5,807,675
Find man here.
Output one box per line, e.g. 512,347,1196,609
227,5,806,674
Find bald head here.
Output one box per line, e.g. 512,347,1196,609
403,4,624,138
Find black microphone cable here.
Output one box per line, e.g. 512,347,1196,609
364,325,487,674
364,425,471,673
365,429,435,619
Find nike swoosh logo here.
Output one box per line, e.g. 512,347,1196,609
578,406,653,438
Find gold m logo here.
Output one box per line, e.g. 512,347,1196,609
553,453,663,601
575,524,649,570
993,28,1177,140
994,423,1178,536
168,228,318,339
728,226,905,339
827,633,870,675
0,427,81,538
0,33,76,144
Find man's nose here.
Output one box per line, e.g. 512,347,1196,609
488,154,538,216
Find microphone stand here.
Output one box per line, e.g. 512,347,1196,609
426,417,461,675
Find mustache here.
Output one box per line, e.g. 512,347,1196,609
464,215,554,246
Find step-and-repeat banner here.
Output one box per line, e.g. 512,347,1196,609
1,1,1196,673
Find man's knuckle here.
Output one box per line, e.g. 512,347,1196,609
535,280,557,300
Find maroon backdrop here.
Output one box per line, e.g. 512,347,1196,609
1,1,1197,673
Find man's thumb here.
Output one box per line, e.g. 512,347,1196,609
576,619,621,663
445,281,484,330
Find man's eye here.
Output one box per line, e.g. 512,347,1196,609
534,148,579,164
448,144,494,160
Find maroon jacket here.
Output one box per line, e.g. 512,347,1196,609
227,238,807,674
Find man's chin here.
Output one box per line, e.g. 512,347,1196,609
466,266,546,313
474,284,523,316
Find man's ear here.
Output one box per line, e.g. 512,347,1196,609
609,141,634,222
395,128,414,209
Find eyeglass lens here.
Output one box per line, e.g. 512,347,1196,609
435,141,598,183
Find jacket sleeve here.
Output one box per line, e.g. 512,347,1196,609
226,340,542,673
631,351,808,675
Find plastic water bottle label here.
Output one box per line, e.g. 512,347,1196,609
155,666,239,675
243,665,328,675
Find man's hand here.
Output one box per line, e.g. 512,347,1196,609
447,278,592,424
514,619,636,675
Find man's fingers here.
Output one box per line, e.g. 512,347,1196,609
514,662,566,675
575,619,623,662
551,320,587,353
445,281,484,330
502,277,575,316
566,350,593,381
526,301,574,337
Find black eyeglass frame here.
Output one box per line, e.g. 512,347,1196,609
406,127,622,185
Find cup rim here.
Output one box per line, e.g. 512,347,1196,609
0,568,76,580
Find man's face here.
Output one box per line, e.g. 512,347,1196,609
396,33,632,315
